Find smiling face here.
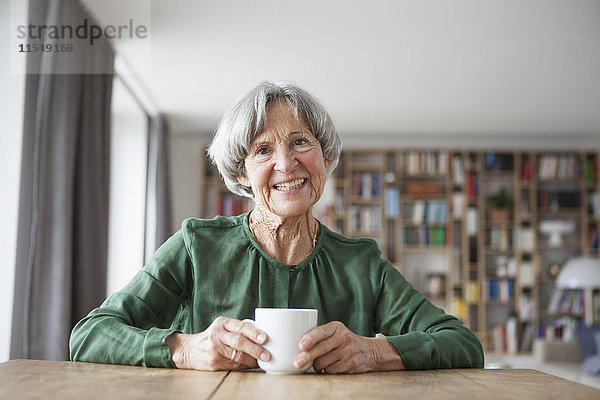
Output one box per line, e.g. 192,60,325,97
237,100,331,219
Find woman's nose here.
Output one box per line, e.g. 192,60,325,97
273,149,298,173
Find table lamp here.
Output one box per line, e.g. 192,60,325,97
556,256,600,326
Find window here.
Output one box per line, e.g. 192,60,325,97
106,75,149,296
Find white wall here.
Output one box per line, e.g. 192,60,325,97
81,0,600,136
169,134,210,232
0,0,26,361
340,133,600,150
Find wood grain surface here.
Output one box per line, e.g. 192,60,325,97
1,360,598,400
0,359,227,400
215,369,600,400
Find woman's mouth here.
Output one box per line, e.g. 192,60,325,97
273,178,306,192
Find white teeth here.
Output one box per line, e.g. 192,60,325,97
274,178,305,191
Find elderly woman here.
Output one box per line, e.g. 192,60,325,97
70,81,484,372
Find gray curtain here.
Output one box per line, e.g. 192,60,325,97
11,0,114,361
144,115,173,262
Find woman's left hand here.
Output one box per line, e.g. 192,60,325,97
293,321,405,374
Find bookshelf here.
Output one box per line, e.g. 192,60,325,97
200,148,600,354
200,157,254,219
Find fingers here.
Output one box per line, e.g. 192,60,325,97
298,321,339,352
294,334,340,370
212,316,270,365
312,350,342,373
221,317,267,345
219,344,258,369
219,328,271,364
294,322,343,370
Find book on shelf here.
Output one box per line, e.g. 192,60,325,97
467,172,478,201
348,205,381,232
538,154,581,180
384,187,399,217
590,229,599,250
493,324,507,353
402,226,447,246
547,289,585,316
517,227,534,252
412,200,425,225
585,156,598,184
216,193,251,216
519,261,535,287
466,207,478,236
465,281,480,303
484,152,514,172
547,288,561,315
410,200,447,225
538,190,581,209
589,191,599,219
405,151,449,176
352,172,381,199
539,155,557,180
486,278,514,302
439,152,448,175
537,318,579,342
469,238,477,262
452,155,465,185
493,317,517,354
518,293,534,320
449,297,467,320
507,317,517,354
428,200,447,223
520,198,530,219
488,227,513,251
520,322,535,352
363,173,372,200
521,159,532,182
452,192,464,218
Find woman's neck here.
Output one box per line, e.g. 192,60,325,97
249,206,318,265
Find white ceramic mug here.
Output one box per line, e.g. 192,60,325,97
244,308,318,374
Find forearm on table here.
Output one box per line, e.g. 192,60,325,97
368,337,406,371
384,328,484,369
70,315,177,368
166,332,189,368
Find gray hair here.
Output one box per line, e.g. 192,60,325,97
207,81,342,198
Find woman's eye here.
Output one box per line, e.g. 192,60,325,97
256,146,269,155
294,138,308,146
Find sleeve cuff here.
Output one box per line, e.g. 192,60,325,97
384,332,438,370
143,327,179,368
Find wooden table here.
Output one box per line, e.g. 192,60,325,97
1,359,599,399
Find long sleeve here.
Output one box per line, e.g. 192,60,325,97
69,230,192,367
373,259,484,370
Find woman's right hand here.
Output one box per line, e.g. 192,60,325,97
166,316,270,371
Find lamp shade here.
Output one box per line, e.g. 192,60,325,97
556,257,600,289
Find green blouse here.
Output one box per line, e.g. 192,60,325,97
69,213,484,370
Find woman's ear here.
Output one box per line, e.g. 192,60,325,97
325,159,332,170
237,175,250,187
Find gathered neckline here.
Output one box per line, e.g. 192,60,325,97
241,212,324,271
